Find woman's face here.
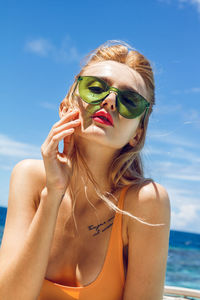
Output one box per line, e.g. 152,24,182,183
70,60,149,149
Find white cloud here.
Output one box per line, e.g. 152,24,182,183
167,186,199,209
145,143,200,163
167,186,194,197
0,134,40,158
148,128,200,149
172,87,200,94
179,0,200,12
25,38,53,56
153,103,183,115
166,173,200,181
55,36,80,63
162,185,200,233
147,158,200,183
158,0,200,14
0,164,12,171
185,87,200,93
158,0,172,3
0,134,41,207
39,101,58,111
143,129,200,233
25,35,81,63
171,204,200,231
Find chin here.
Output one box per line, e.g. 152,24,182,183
75,124,107,139
75,131,124,151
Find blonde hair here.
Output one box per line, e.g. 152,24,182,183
60,41,159,227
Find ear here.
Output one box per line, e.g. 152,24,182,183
129,128,143,147
59,103,67,118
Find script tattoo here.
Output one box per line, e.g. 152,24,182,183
88,216,115,237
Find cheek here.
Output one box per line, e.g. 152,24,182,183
75,97,102,130
120,117,141,138
72,96,88,122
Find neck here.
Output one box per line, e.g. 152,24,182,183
70,135,120,204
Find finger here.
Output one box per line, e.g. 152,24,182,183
64,133,74,156
52,119,81,135
42,127,75,159
49,128,75,151
45,118,80,146
54,110,79,128
41,109,80,157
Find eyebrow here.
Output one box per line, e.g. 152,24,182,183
96,76,139,93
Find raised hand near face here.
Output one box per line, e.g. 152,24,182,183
41,108,81,197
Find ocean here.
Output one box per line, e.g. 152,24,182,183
0,206,200,290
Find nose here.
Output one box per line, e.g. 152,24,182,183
100,91,117,111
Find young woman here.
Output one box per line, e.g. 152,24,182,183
0,41,171,300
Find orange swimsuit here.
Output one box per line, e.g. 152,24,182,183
38,185,130,300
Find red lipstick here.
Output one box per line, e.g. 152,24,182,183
92,110,114,126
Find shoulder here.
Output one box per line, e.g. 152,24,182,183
13,158,44,172
122,182,171,299
0,160,46,259
124,181,171,233
11,159,46,199
125,181,169,204
12,158,45,178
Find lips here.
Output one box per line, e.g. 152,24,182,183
91,110,114,126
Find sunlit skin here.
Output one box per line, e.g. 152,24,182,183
0,48,170,299
60,61,149,203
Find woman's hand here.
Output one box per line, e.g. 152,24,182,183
41,108,81,195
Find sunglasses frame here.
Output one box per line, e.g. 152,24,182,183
73,75,150,122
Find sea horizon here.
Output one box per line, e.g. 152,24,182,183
0,205,200,236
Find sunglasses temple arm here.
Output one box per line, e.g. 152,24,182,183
72,78,80,98
141,105,150,128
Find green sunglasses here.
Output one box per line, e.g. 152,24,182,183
75,76,150,120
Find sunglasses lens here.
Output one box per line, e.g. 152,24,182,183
117,91,148,119
79,76,109,104
77,76,149,119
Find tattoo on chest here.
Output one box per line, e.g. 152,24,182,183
88,216,115,237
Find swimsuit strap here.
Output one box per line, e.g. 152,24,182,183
105,184,132,284
117,185,131,211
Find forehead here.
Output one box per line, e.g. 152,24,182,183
81,60,148,98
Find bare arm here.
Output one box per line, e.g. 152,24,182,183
123,182,171,300
0,160,63,300
0,109,81,300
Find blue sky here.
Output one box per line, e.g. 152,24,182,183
0,0,200,233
